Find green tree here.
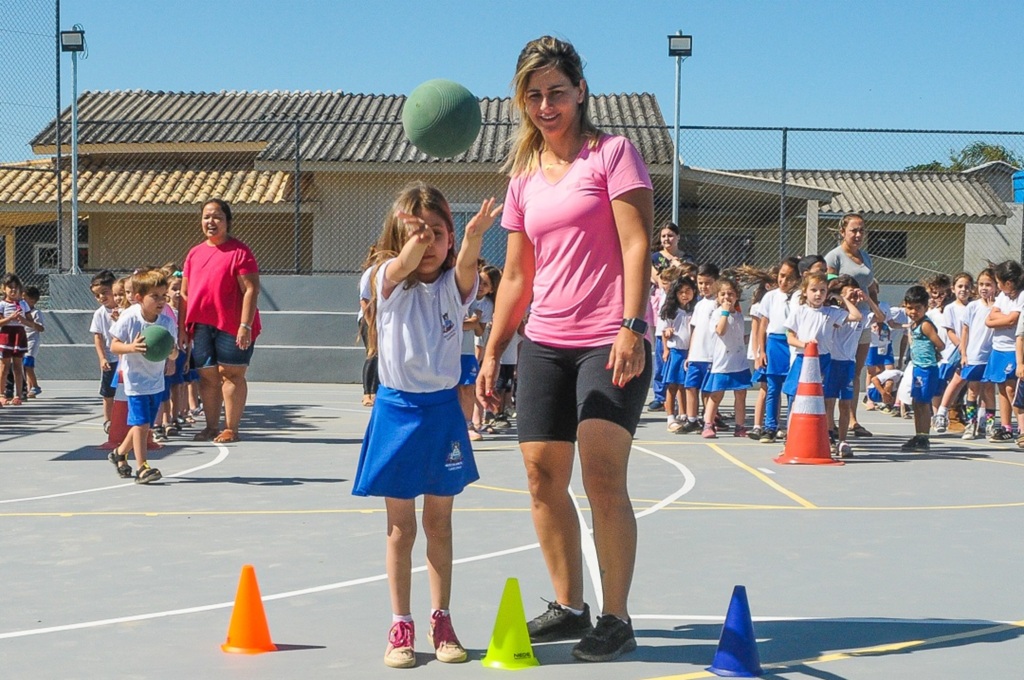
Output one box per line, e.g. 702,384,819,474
905,141,1023,172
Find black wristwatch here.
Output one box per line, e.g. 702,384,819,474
621,317,648,335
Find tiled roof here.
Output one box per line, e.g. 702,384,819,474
31,90,675,165
737,169,1011,220
0,156,310,206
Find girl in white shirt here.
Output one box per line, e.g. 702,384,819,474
783,272,862,399
701,278,753,438
982,260,1024,441
950,268,996,439
353,182,501,668
660,276,696,431
932,272,973,433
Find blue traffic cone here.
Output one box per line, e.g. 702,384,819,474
707,585,763,677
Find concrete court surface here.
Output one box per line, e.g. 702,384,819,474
1,381,1023,680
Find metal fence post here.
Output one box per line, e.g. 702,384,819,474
294,118,301,274
778,125,786,259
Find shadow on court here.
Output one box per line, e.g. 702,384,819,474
628,617,1023,674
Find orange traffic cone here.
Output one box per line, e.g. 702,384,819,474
222,564,277,654
774,341,842,466
99,371,161,451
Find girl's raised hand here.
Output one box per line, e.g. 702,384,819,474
395,211,436,246
464,198,504,240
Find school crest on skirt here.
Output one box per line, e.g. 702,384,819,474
445,441,464,471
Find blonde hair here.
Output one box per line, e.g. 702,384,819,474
504,36,602,177
364,182,457,356
799,271,830,305
131,269,168,298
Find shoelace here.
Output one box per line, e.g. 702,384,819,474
431,612,459,646
389,620,414,647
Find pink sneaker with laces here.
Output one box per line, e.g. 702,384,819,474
384,619,416,668
428,610,467,663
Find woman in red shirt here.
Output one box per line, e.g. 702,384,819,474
179,198,261,443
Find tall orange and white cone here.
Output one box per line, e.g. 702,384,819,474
774,341,842,466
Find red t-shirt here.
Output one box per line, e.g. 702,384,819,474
183,238,261,340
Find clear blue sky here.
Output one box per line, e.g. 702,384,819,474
3,0,1024,163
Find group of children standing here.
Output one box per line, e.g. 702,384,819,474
648,253,1024,456
0,273,45,405
89,266,200,484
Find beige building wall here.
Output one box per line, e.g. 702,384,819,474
311,170,510,272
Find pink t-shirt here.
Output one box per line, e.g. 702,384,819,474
183,237,262,340
502,135,652,348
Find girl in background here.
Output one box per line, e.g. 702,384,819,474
701,278,753,438
660,275,696,431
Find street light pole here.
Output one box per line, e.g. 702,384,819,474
60,27,85,275
667,32,692,226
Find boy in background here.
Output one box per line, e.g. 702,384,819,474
108,269,178,484
22,286,44,397
89,270,120,429
901,285,945,452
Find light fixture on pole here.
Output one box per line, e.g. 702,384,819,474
60,26,85,275
668,32,692,226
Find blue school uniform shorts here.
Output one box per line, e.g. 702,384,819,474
683,360,711,389
982,349,1015,384
824,358,855,400
662,347,688,385
127,393,163,427
911,365,939,403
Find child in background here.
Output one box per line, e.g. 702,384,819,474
932,272,973,433
648,266,679,411
953,268,996,439
827,275,882,458
867,368,903,412
983,260,1024,442
701,278,753,438
459,275,486,441
682,263,720,432
923,274,956,420
784,272,861,403
493,311,523,430
163,269,190,434
757,257,800,443
353,183,500,668
474,266,500,430
0,274,42,405
900,285,945,452
660,275,696,432
736,264,777,440
22,286,44,398
89,271,120,427
108,269,179,483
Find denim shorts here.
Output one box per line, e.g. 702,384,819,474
191,323,254,369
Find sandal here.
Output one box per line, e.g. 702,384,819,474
107,450,134,479
135,464,162,484
213,429,238,443
193,426,219,442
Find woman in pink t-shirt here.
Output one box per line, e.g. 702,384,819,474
477,36,654,662
180,198,261,444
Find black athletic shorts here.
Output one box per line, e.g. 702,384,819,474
515,337,652,443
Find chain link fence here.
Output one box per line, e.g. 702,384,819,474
3,118,1022,296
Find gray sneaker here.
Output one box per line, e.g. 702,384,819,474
527,601,592,643
933,413,948,433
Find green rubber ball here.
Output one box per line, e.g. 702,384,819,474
141,324,174,363
402,79,482,159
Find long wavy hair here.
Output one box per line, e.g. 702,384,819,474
363,182,456,356
504,36,603,177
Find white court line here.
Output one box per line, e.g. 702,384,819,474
0,446,230,504
758,467,776,475
0,444,693,640
570,484,603,612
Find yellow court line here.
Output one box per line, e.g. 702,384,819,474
644,618,1024,680
0,508,534,518
971,456,1024,469
705,442,817,509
